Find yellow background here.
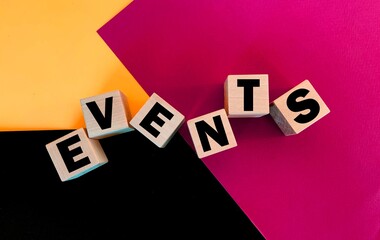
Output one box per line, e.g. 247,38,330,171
0,0,148,131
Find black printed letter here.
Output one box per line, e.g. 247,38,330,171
237,79,260,111
86,97,113,129
286,88,320,124
139,102,174,138
56,135,91,172
195,115,229,152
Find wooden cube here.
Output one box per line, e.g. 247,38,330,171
187,109,237,159
269,79,330,136
45,128,108,182
80,90,134,139
224,74,269,117
130,93,185,148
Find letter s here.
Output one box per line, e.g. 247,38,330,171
286,88,320,124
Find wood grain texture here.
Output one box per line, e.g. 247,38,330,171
270,80,330,136
130,93,185,148
80,90,134,139
187,109,237,158
45,128,108,181
224,74,269,118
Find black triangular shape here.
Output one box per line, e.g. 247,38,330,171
0,130,265,239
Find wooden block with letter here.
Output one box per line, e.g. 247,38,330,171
45,128,108,182
224,74,269,118
80,90,134,139
187,109,237,159
269,79,330,136
130,92,185,148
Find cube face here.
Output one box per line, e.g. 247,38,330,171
269,80,330,136
224,74,269,118
45,128,108,182
130,93,185,148
187,109,237,159
80,90,134,139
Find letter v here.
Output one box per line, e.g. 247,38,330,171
86,97,113,129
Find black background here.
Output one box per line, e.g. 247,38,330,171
0,130,265,239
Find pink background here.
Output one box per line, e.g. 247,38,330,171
98,1,380,239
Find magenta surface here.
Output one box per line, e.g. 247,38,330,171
98,1,380,239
